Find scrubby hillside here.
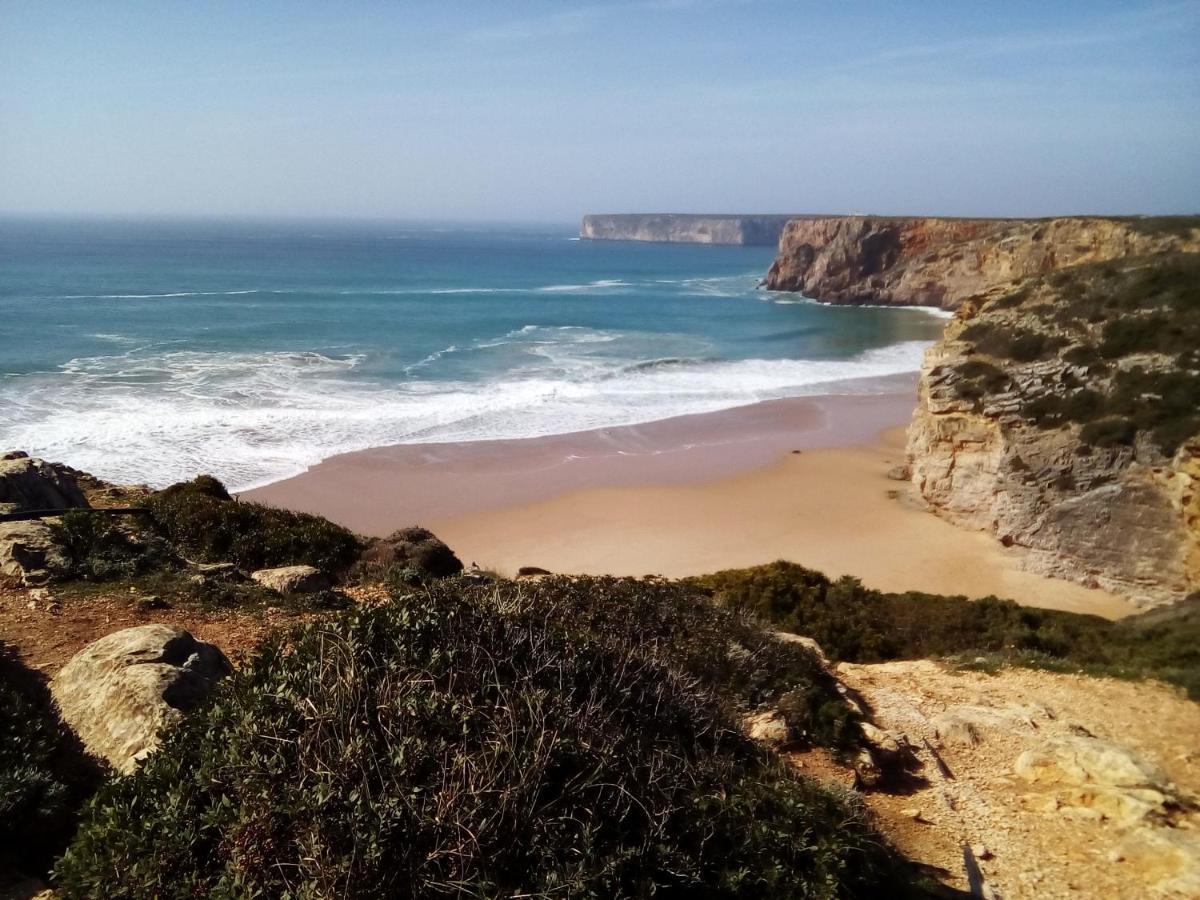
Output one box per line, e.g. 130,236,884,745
54,578,915,899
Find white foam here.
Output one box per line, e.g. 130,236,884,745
0,337,931,492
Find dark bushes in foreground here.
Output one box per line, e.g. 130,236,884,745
55,578,911,898
0,642,100,879
691,562,1200,698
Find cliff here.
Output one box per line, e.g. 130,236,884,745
580,214,809,245
906,252,1200,607
764,216,1200,309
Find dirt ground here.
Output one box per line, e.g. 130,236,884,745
793,660,1200,899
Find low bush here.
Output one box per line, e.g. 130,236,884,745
690,562,1200,698
55,578,913,898
50,510,177,582
0,642,100,879
148,476,362,576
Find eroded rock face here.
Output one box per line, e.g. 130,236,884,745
51,625,231,773
0,520,74,586
763,216,1199,309
905,255,1200,607
0,454,92,586
0,453,90,514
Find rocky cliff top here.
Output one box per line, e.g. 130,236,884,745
764,215,1200,309
580,213,815,245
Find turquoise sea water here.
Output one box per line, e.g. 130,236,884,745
0,218,946,490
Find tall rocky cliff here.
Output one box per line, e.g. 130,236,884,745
580,214,807,246
763,216,1196,309
905,251,1200,607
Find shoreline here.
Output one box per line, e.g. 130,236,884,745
243,374,921,527
245,376,1137,620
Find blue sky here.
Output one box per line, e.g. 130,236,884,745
1,1,1198,221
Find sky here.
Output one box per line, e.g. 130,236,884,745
1,0,1198,222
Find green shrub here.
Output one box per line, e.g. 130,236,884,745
0,642,100,879
148,477,362,576
689,562,1200,699
50,510,177,582
1080,417,1137,448
55,579,913,898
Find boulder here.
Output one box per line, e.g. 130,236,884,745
0,519,74,586
744,710,794,747
51,625,231,773
250,564,330,595
0,454,89,514
516,566,553,578
771,632,830,667
354,527,463,579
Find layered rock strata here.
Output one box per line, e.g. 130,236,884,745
906,255,1200,607
764,216,1200,309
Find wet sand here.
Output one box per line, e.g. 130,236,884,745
245,375,1136,620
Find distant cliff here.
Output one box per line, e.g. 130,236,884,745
580,214,807,246
906,251,1200,607
764,216,1200,309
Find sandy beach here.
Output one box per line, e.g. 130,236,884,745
245,375,1136,620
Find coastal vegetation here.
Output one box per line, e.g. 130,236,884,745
0,641,99,878
53,578,911,898
960,253,1200,455
691,562,1200,698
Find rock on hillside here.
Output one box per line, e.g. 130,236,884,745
0,452,91,586
906,253,1200,607
763,216,1200,309
51,624,230,773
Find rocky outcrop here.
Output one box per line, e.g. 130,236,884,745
581,214,808,245
353,526,463,580
0,452,89,514
906,253,1200,607
0,453,92,586
51,625,231,773
764,216,1200,309
250,564,330,595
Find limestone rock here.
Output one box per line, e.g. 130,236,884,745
1014,735,1175,825
0,519,74,586
354,526,463,579
904,257,1200,607
51,624,231,773
764,216,1198,309
1015,735,1167,789
250,564,330,595
744,710,794,746
0,454,89,514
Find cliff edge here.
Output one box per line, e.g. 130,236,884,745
764,216,1199,309
906,251,1200,607
581,214,807,245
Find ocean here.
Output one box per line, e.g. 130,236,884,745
0,217,946,491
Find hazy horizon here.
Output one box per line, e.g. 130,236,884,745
2,1,1198,221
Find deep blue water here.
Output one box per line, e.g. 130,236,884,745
0,218,946,489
